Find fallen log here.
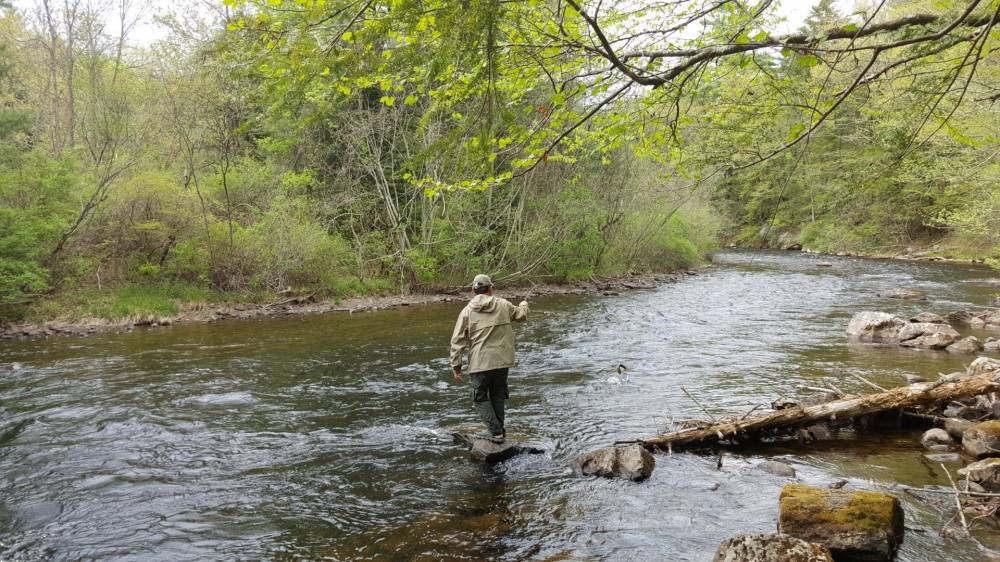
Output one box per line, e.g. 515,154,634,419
642,369,1000,452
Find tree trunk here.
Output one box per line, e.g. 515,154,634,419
641,372,1000,451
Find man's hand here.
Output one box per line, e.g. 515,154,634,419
453,367,463,383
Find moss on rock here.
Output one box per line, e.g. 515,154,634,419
779,484,903,561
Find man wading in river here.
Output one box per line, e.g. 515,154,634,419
450,274,529,443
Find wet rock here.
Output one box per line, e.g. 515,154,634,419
945,418,974,440
846,312,905,343
919,428,953,450
903,374,926,385
878,288,928,300
759,460,797,478
816,262,833,267
572,444,655,481
945,310,974,325
785,243,803,251
968,356,1000,377
909,312,946,324
940,371,969,384
924,453,961,463
962,421,1000,458
985,338,999,353
972,317,987,329
451,433,544,464
899,332,958,350
958,458,1000,493
805,424,832,441
778,483,904,562
946,336,984,354
713,533,833,562
898,322,960,342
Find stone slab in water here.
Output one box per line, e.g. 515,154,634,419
572,444,655,481
778,483,903,562
714,533,833,562
451,432,544,464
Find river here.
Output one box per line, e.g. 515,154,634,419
1,250,999,561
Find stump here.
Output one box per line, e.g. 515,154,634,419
778,484,903,561
451,433,544,464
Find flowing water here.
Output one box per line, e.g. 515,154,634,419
2,250,1000,561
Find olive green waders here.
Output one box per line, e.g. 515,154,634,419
469,368,509,436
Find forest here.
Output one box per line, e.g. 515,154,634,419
0,0,997,323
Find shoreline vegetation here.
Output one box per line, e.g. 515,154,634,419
0,270,696,340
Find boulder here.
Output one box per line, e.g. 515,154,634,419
846,312,905,343
968,356,1000,377
785,243,803,251
572,444,655,481
919,428,953,451
985,338,999,353
898,322,960,342
945,310,974,325
909,312,946,324
713,533,834,562
962,421,1000,458
778,484,904,562
759,460,797,478
972,317,987,329
947,336,984,354
958,458,1000,493
944,418,973,440
451,433,544,464
878,288,927,300
899,332,958,350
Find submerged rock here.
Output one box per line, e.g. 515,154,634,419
778,483,904,562
924,453,961,463
451,433,544,464
759,460,797,478
919,428,953,451
572,444,655,481
713,533,833,562
846,312,905,343
946,336,983,354
958,458,1000,493
878,288,928,300
962,421,1000,458
909,312,945,324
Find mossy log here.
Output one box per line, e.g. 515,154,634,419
641,371,1000,451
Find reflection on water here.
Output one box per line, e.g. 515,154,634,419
1,250,998,561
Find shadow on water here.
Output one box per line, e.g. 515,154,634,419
0,250,998,561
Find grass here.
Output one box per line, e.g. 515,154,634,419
24,283,230,323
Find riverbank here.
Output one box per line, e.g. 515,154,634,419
0,271,696,340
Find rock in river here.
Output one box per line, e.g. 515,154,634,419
846,312,905,343
958,458,1000,493
962,420,1000,458
909,312,945,324
878,288,927,300
919,428,953,451
758,460,797,478
714,533,833,562
451,433,544,464
572,444,655,481
778,483,904,562
946,336,983,354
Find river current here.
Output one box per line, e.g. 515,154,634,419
2,250,999,561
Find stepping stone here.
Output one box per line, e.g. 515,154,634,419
451,432,544,464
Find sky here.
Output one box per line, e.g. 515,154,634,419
11,0,858,47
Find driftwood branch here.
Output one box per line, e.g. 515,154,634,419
641,372,1000,451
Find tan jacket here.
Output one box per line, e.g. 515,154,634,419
450,294,529,373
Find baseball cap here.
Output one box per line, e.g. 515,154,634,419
472,274,493,290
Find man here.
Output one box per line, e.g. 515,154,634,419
449,274,529,443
